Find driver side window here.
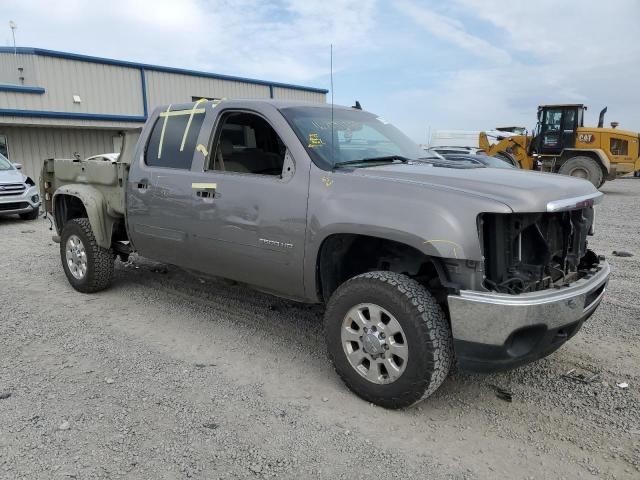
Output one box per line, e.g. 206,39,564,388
209,112,285,176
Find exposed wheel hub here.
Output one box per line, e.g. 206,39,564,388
341,303,408,385
65,234,87,280
361,329,385,356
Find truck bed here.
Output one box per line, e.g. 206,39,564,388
42,157,128,216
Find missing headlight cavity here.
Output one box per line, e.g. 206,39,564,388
479,208,599,294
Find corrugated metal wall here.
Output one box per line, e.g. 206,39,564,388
2,127,119,180
1,51,325,120
272,87,325,103
0,53,39,85
144,70,271,108
0,52,144,115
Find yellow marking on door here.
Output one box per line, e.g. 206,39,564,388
191,182,217,189
196,144,209,156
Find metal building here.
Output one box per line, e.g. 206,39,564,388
0,47,327,179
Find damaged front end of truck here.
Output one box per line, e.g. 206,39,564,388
448,193,609,373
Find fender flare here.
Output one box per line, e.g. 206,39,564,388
562,148,611,173
53,185,114,249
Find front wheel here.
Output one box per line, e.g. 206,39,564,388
558,156,603,187
324,271,453,409
60,218,114,293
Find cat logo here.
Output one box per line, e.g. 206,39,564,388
578,133,595,144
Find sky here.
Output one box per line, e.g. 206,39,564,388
2,0,640,143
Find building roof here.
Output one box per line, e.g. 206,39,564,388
0,47,328,94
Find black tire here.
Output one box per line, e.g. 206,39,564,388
19,208,39,220
634,170,640,178
558,156,603,187
60,218,114,293
324,271,453,409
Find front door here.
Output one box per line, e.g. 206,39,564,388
188,109,308,298
127,104,207,266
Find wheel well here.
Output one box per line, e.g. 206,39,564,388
54,194,87,230
317,234,449,305
560,151,607,177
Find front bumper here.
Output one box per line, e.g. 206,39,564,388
447,261,610,372
0,185,41,215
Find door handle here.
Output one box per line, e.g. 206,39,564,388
137,178,150,191
196,190,215,198
192,182,217,199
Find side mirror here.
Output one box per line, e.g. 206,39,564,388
13,163,22,170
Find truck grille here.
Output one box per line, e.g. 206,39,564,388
0,202,29,211
0,183,26,196
480,208,598,293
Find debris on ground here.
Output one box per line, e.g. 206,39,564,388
105,378,115,384
612,250,634,257
490,385,513,402
20,229,36,234
58,421,70,431
562,367,600,384
616,382,629,389
202,422,219,430
0,392,12,400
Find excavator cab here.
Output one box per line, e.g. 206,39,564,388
532,104,585,155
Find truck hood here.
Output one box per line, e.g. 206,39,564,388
347,163,600,212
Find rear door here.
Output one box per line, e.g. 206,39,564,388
127,104,207,266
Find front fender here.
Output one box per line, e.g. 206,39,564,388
53,185,113,249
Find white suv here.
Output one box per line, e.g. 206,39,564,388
0,154,41,220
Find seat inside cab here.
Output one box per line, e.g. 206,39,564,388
212,112,286,176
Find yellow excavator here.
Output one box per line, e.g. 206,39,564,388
479,104,640,187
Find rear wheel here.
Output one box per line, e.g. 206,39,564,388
558,155,603,187
324,271,453,409
60,218,114,293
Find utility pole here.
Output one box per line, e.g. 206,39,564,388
9,21,17,56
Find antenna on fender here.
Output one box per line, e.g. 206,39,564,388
330,44,334,167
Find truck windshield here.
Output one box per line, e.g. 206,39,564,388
280,106,426,170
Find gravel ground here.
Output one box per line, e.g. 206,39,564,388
1,178,639,479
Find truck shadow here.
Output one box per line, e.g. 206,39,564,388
109,255,559,406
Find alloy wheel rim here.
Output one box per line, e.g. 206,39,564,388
341,303,408,384
65,234,87,280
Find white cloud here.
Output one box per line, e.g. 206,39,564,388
3,0,639,142
394,0,511,64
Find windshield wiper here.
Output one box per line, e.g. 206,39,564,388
334,155,410,168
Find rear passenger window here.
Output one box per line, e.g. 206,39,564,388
145,109,206,169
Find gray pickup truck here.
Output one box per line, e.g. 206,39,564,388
41,99,609,408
